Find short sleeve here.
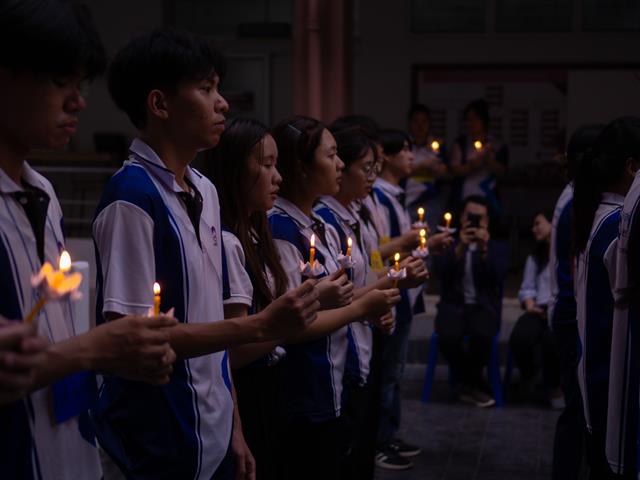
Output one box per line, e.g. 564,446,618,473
93,200,156,316
518,255,539,304
221,231,253,307
273,238,304,290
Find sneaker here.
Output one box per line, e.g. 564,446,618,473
389,439,422,458
375,449,414,470
460,386,496,408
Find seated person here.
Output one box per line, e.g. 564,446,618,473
433,195,508,407
509,212,563,407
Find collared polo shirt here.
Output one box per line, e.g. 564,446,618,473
315,195,372,385
606,173,640,475
268,197,348,421
0,163,101,480
575,192,623,435
549,183,577,327
92,138,233,479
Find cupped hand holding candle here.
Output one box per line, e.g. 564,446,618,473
26,250,83,324
387,252,407,288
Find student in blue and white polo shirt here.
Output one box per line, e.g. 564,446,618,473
373,128,433,470
269,116,401,480
92,30,319,480
573,117,639,480
314,126,398,479
0,3,180,479
549,124,602,480
605,118,640,479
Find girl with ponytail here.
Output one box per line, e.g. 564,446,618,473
573,117,640,479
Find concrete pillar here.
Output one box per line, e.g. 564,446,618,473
293,0,352,122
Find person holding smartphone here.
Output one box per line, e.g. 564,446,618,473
432,195,508,407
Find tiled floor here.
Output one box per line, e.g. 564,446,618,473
376,373,560,480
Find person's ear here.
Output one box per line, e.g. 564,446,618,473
147,89,169,121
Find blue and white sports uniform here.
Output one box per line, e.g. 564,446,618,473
606,173,640,475
549,183,577,329
315,196,372,386
0,163,101,479
575,193,623,436
92,139,234,479
268,197,348,421
373,178,421,319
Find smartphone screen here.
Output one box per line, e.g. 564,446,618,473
467,213,481,229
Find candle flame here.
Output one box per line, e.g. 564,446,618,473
394,253,400,262
431,140,440,151
474,140,483,150
417,207,424,216
420,229,426,238
153,282,161,295
347,237,352,247
310,234,315,247
59,251,71,273
444,212,452,222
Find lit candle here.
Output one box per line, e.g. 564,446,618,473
59,250,71,273
417,207,425,224
346,237,352,259
392,252,401,288
420,229,427,250
25,250,81,324
474,140,483,151
431,140,440,153
309,234,316,266
153,282,161,316
444,212,452,230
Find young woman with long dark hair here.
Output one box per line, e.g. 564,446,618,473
509,211,562,406
209,118,291,480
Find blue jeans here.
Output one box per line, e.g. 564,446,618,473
377,319,412,448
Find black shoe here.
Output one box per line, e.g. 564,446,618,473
375,449,414,470
389,439,422,458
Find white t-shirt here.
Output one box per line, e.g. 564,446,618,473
0,163,101,479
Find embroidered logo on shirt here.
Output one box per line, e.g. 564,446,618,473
211,226,218,246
